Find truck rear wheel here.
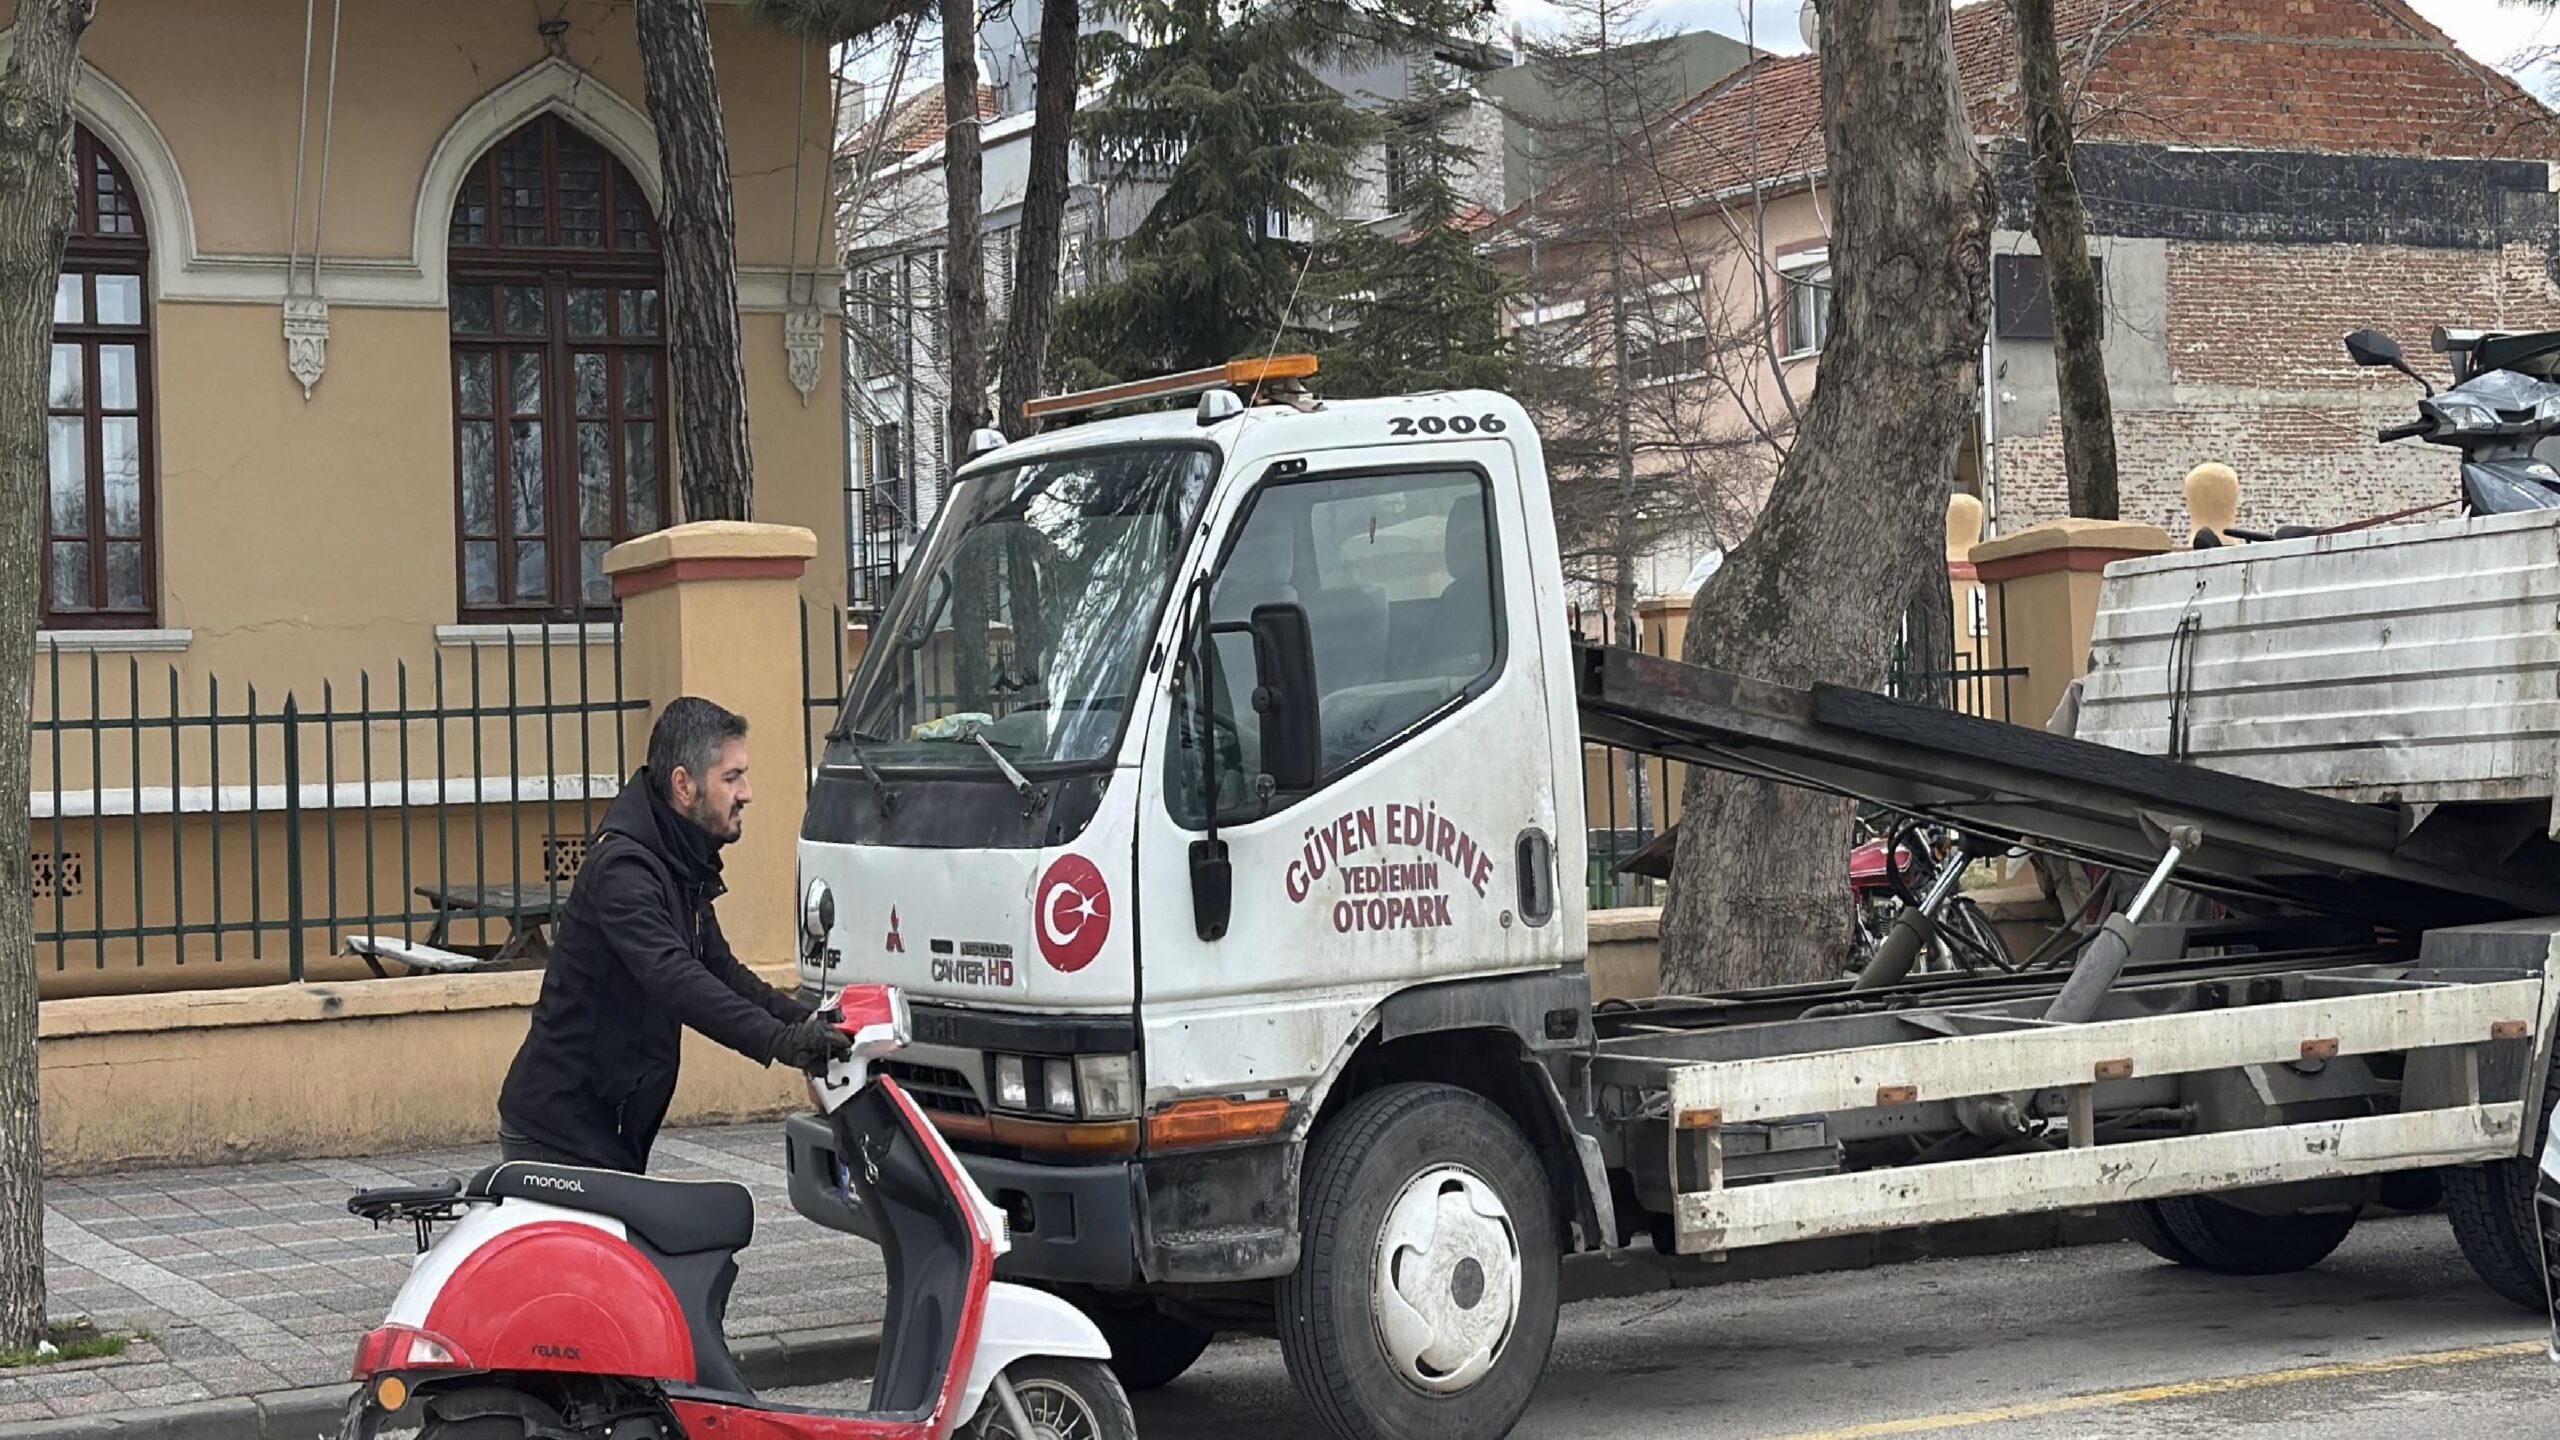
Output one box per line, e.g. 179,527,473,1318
2113,1199,2205,1268
2443,1050,2560,1311
1279,1082,1560,1440
2119,1195,2356,1275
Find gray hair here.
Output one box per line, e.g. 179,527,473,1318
648,697,748,798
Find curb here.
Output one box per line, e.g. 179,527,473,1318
0,1328,886,1440
0,1218,2126,1439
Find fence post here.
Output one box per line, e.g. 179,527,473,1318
606,522,820,968
283,693,306,982
1970,518,2172,732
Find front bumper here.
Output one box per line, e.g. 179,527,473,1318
784,1112,1143,1287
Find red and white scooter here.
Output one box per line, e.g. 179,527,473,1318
338,985,1134,1439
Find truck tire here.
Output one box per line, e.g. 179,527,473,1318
2442,1048,2560,1311
1278,1082,1560,1440
2113,1199,2206,1268
2131,1194,2357,1275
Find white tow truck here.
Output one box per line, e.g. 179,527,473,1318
785,356,2560,1440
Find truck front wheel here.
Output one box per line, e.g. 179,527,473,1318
1278,1082,1561,1440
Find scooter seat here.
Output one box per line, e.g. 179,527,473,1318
466,1162,755,1258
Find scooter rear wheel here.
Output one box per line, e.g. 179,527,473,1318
972,1356,1138,1440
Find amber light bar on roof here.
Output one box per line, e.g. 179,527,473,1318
1022,354,1320,422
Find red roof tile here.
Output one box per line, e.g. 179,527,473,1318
840,83,1001,171
1632,0,2556,207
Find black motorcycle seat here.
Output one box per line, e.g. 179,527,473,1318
466,1162,754,1258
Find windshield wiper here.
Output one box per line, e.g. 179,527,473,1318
971,733,1036,798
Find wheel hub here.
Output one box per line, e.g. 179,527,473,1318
1372,1164,1521,1394
996,1378,1098,1440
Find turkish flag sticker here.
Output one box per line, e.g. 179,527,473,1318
1035,855,1112,974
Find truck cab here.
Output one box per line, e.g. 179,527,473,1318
787,366,1598,1437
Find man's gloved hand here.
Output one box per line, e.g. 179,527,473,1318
772,1015,856,1074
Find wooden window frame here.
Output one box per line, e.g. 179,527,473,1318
447,115,670,622
46,128,156,629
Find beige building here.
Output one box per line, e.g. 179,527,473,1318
11,1,850,993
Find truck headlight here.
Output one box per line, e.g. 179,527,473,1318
1075,1055,1138,1119
1044,1060,1080,1116
993,1054,1030,1111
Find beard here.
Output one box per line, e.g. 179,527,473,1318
689,793,745,842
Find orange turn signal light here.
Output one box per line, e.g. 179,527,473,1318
989,1116,1142,1155
1023,355,1321,421
1146,1097,1291,1150
1224,353,1320,386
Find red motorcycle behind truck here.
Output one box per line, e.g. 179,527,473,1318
338,985,1135,1440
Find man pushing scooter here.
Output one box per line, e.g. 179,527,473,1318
497,696,854,1172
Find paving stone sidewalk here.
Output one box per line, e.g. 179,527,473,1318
1,1123,885,1425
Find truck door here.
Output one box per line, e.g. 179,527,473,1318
1133,437,1569,1106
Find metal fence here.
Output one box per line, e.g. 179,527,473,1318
33,617,642,984
1575,587,2027,910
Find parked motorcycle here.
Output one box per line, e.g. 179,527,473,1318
2348,326,2560,515
1845,817,2015,980
338,985,1135,1440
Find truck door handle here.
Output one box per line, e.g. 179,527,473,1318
1516,828,1556,926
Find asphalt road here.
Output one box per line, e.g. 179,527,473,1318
773,1214,2560,1438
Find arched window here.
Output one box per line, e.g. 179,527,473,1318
448,114,668,617
48,126,155,626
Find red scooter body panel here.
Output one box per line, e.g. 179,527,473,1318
420,1221,696,1383
663,1399,928,1438
659,1082,996,1439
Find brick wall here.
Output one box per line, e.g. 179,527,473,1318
1996,239,2560,535
2017,0,2558,163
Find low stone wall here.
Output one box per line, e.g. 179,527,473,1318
41,910,1676,1173
37,967,807,1174
1590,906,1664,1002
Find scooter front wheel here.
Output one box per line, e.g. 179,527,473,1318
973,1356,1138,1440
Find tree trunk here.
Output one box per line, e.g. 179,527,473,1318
941,0,990,446
1658,0,1993,993
0,0,94,1354
994,0,1081,439
2013,0,2116,520
634,0,757,522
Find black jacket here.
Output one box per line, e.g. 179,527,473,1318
497,769,807,1171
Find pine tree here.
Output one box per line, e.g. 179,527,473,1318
1317,77,1511,398
1052,0,1371,384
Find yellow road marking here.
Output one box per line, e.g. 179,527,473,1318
1760,1340,2548,1439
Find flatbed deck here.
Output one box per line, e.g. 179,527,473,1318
1564,642,2560,1258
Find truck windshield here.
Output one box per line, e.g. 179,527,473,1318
831,444,1217,772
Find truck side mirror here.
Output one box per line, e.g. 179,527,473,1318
1248,602,1322,793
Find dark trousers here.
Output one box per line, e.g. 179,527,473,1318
499,1130,637,1173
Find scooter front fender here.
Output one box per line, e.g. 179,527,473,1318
949,1281,1113,1433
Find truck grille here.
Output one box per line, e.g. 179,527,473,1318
882,1060,985,1118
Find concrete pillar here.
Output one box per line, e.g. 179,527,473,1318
1946,495,1986,699
1970,518,2172,731
605,521,820,967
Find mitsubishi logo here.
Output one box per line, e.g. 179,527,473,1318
885,907,906,954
